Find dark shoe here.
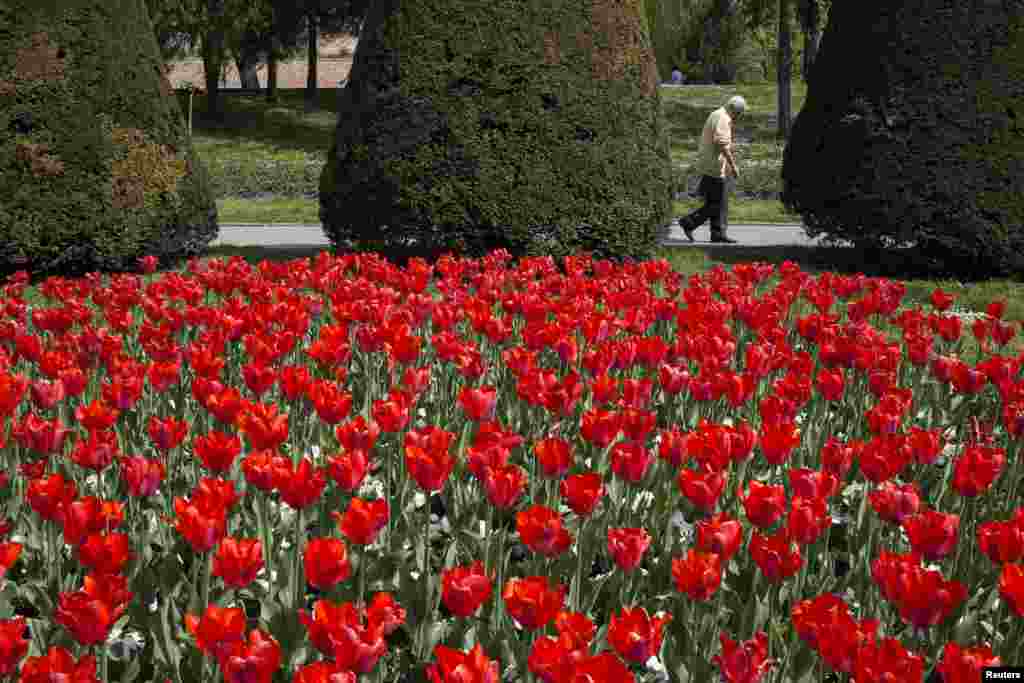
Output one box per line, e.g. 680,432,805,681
710,236,738,244
678,219,696,242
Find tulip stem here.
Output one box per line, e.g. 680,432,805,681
293,507,304,612
572,516,586,613
419,495,432,663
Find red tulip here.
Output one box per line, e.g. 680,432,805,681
952,444,1006,497
758,421,801,466
606,527,652,573
696,513,744,562
69,428,120,472
815,367,845,401
560,472,605,517
672,548,723,601
516,505,573,558
554,610,596,651
0,544,20,581
405,444,455,493
930,288,955,311
308,380,353,425
482,463,528,510
902,510,960,562
185,606,247,663
868,481,922,525
292,661,356,683
999,563,1024,617
75,399,119,431
0,617,28,677
14,412,73,456
678,464,727,512
0,372,28,417
236,401,290,451
279,365,312,402
55,590,126,646
77,531,132,574
213,537,264,589
820,436,859,479
977,518,1024,565
853,636,924,683
609,440,655,483
441,561,493,617
171,498,226,553
580,408,623,448
275,457,328,510
528,635,584,683
220,628,281,683
334,498,389,546
713,631,775,683
327,449,371,492
303,537,352,590
61,497,125,548
426,643,500,683
534,437,573,478
335,416,382,453
458,385,498,422
242,449,291,493
26,473,77,523
657,426,689,468
607,606,671,664
935,642,1000,683
501,576,566,631
365,592,406,636
299,600,387,673
147,415,188,451
30,378,65,410
119,454,165,497
569,652,636,683
193,430,242,474
788,468,839,499
907,426,943,465
749,530,803,582
371,390,412,433
17,646,98,682
890,566,967,629
787,496,830,546
741,480,786,529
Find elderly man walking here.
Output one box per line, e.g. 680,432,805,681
677,95,747,243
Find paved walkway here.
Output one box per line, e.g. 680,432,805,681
213,221,856,249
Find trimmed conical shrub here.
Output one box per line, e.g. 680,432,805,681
320,0,675,263
0,0,218,277
781,0,1024,279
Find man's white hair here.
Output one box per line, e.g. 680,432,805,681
726,95,747,114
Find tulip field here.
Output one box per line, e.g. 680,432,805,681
0,249,1023,682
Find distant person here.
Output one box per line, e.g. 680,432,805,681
676,95,746,244
670,66,685,84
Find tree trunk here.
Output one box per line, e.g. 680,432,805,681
702,0,741,83
778,0,793,139
236,51,261,90
266,36,279,103
203,0,226,120
305,11,319,110
798,0,821,83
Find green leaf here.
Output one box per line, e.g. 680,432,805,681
159,598,182,675
119,657,141,683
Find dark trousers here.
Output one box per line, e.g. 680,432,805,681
679,175,730,238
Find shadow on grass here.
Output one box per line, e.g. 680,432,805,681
201,244,332,262
178,90,339,155
694,243,1012,282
